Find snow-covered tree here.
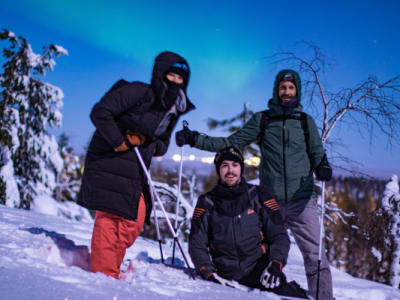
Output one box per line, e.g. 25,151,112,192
141,166,200,243
381,175,400,288
55,133,82,202
0,29,67,208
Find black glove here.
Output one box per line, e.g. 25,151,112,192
315,153,332,181
175,127,199,147
260,261,286,289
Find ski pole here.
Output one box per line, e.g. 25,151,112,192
316,181,326,300
150,184,164,264
134,147,196,280
172,120,188,265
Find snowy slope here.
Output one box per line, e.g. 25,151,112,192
0,204,399,300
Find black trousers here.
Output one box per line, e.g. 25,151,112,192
238,255,270,290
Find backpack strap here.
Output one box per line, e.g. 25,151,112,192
203,194,214,207
247,185,265,228
247,185,261,211
299,112,312,167
257,110,269,145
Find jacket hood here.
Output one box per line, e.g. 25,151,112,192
268,69,303,115
151,51,191,103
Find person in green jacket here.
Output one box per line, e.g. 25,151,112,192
176,69,333,300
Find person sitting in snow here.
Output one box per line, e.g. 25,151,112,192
188,146,308,299
78,51,195,279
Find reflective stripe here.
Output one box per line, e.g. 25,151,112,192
192,208,205,219
264,198,280,210
260,244,267,254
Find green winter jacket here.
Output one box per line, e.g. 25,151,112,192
195,70,324,203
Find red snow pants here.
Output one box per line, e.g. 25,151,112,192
90,194,146,279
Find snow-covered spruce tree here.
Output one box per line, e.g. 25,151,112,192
324,177,388,282
141,166,198,243
0,29,67,208
381,175,400,288
55,133,82,202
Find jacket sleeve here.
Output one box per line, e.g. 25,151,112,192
152,134,171,156
258,186,290,266
188,196,216,279
152,114,180,156
307,115,324,170
90,84,146,149
194,113,262,152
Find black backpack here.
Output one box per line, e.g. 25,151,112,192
257,110,311,162
106,79,130,95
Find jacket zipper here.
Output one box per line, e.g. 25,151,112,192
283,118,288,203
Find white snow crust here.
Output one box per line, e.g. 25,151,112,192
1,203,400,300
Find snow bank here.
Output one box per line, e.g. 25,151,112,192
32,195,92,222
0,204,400,300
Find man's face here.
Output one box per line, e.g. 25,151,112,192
166,72,184,84
278,80,297,102
219,160,241,187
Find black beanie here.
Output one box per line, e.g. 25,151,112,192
281,72,296,84
166,62,189,83
214,146,244,176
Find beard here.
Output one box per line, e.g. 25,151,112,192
221,173,241,187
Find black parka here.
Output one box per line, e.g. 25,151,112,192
78,51,195,223
189,181,290,281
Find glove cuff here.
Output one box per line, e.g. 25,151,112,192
124,136,135,149
205,272,215,280
272,260,283,271
189,131,199,147
199,265,215,280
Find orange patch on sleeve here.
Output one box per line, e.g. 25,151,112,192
263,198,280,211
192,208,206,219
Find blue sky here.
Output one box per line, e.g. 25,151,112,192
1,0,399,176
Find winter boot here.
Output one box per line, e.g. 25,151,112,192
270,280,309,299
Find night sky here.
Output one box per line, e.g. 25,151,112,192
1,0,399,176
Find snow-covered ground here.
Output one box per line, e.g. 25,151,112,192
1,203,399,300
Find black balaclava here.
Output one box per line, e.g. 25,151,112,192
163,62,189,108
151,51,191,110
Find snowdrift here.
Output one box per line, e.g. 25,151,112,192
0,204,399,300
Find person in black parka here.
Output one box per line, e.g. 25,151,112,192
78,51,195,279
